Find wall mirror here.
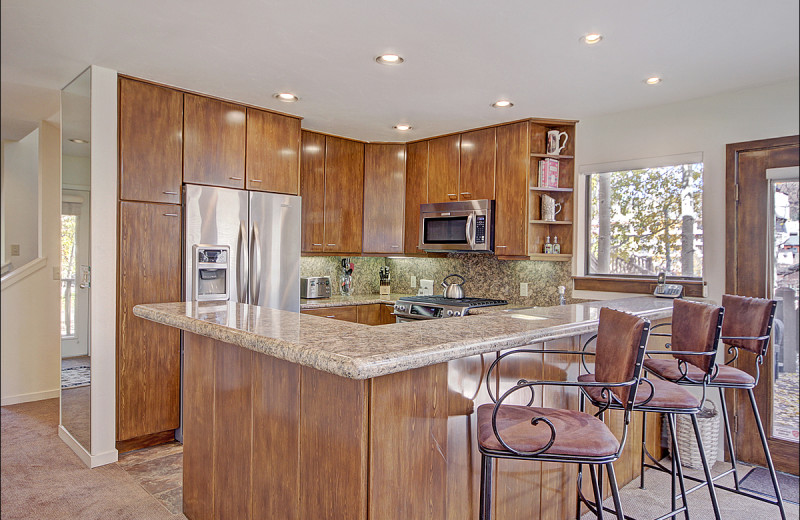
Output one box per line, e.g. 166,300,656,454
60,67,91,452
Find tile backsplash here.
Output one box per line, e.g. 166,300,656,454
301,254,573,307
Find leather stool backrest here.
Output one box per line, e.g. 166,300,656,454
721,294,777,356
671,299,724,375
595,307,650,405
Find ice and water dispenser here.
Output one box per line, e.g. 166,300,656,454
192,245,230,301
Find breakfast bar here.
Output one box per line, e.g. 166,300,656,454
134,297,675,520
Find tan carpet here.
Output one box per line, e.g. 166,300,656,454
1,398,186,520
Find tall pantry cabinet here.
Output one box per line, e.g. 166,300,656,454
117,77,183,448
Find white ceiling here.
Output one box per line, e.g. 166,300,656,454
2,0,798,143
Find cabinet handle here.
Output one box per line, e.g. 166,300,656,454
447,193,457,199
325,315,336,318
312,243,323,246
230,176,243,181
496,245,507,248
250,179,262,183
163,191,178,195
327,244,336,247
163,213,179,217
460,192,472,197
391,245,400,248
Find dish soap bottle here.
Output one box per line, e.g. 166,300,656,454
558,285,567,305
544,236,552,254
553,236,561,254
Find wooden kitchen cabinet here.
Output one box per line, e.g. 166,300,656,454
404,141,429,255
117,201,182,445
427,134,460,203
459,127,496,201
494,121,530,258
183,93,246,189
324,136,365,254
363,143,406,254
302,304,395,325
246,108,301,195
118,77,183,204
300,131,326,253
301,306,359,322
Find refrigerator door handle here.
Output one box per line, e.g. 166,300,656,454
237,221,249,303
250,221,262,305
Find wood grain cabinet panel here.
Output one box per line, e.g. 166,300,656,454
246,108,301,195
301,306,359,322
117,201,181,441
495,122,529,257
119,78,183,204
300,131,326,253
356,304,381,325
459,127,496,201
404,140,428,255
427,134,460,203
323,136,364,254
363,143,406,254
183,93,246,188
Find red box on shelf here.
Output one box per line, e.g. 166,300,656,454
538,158,559,188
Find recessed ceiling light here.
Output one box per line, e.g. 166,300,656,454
376,54,404,65
273,92,299,102
492,100,514,108
645,77,662,85
69,138,89,144
581,34,603,45
393,124,412,131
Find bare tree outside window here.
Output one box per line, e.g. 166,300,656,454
587,163,703,278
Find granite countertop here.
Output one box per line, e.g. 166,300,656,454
300,293,414,309
134,296,675,380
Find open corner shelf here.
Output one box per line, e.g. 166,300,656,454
529,220,573,225
529,186,574,192
528,253,572,262
530,153,574,160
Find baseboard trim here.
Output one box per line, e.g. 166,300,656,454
1,388,60,406
58,425,118,468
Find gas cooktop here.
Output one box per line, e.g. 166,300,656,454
394,295,508,319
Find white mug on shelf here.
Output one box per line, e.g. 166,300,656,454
541,194,562,221
546,130,569,155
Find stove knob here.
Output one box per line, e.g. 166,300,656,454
447,310,453,316
454,311,461,316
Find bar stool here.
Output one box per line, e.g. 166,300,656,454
578,298,724,520
476,307,650,520
642,294,786,519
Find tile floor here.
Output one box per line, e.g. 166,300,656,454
118,441,185,515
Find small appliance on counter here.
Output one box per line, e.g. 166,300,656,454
379,266,391,295
192,245,230,301
393,295,507,322
301,276,332,299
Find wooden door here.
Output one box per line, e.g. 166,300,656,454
427,135,460,203
404,141,429,255
363,143,406,254
118,78,183,204
117,201,182,441
246,108,301,194
726,135,799,474
494,122,529,257
300,131,326,253
183,93,246,188
323,136,364,254
459,127,496,201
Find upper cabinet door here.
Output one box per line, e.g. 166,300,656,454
363,143,406,254
300,131,325,253
184,94,246,189
459,127,496,201
119,78,183,204
427,134,460,203
495,122,529,257
246,108,301,194
404,141,428,255
323,136,364,254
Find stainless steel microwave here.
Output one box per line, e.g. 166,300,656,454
419,199,494,252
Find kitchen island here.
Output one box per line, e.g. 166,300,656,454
134,297,675,520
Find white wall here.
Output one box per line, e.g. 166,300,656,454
2,129,40,267
0,121,61,405
574,79,800,304
62,155,90,188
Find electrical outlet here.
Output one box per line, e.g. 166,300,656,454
10,244,20,256
410,275,416,288
520,283,529,297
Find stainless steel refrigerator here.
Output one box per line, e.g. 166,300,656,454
178,184,301,441
183,184,301,311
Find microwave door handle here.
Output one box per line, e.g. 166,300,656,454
250,222,262,305
466,214,476,248
237,221,248,303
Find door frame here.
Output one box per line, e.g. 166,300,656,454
725,134,799,475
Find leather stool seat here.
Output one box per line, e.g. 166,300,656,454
578,373,701,410
477,404,619,458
